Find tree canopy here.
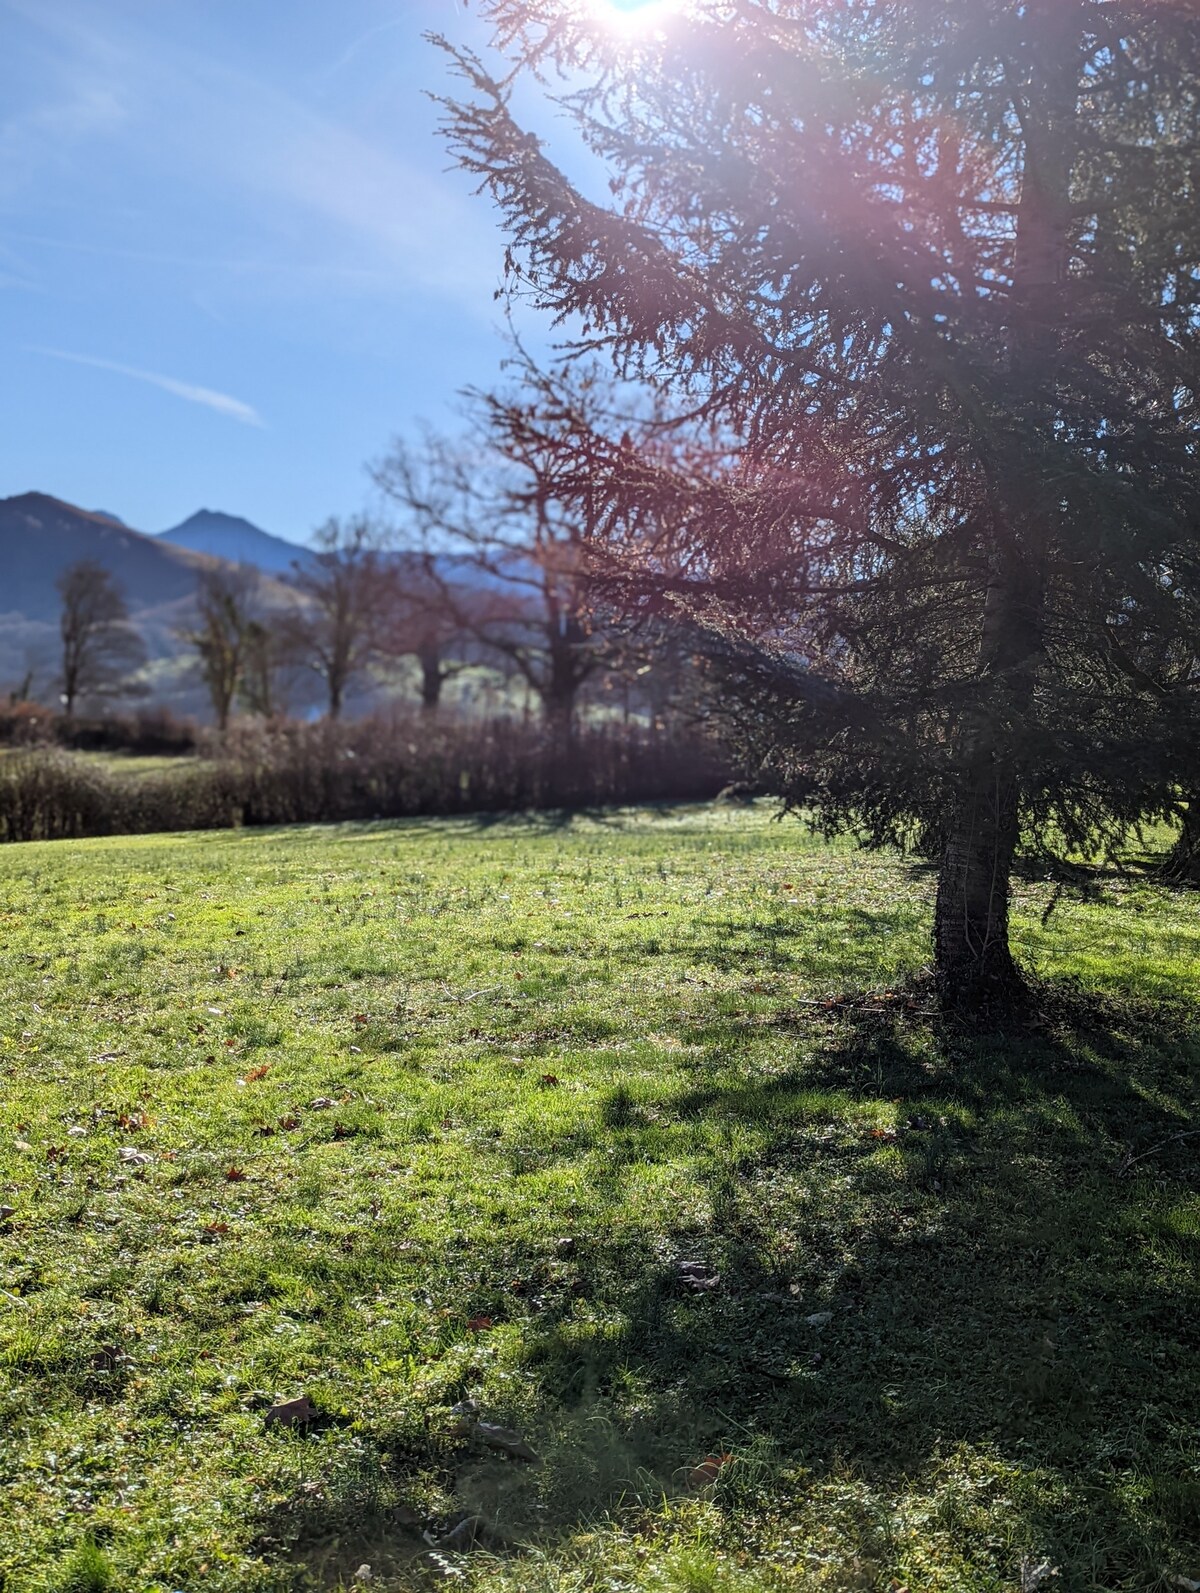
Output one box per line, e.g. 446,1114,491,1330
435,0,1200,1010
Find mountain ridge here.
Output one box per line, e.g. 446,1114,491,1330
0,493,217,623
156,509,315,574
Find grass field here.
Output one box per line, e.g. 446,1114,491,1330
1,804,1197,1592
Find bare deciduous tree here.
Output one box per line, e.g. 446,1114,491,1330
382,553,473,714
284,516,390,719
180,565,259,732
56,560,147,718
374,402,609,741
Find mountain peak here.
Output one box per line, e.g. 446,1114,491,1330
157,510,313,575
2,492,135,530
171,509,263,534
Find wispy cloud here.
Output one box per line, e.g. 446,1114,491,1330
312,19,409,83
2,0,502,313
30,346,264,427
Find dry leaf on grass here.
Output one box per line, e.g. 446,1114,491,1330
676,1260,721,1293
264,1394,317,1429
687,1453,734,1490
474,1421,540,1463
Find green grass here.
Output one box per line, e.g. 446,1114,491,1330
0,804,1197,1592
72,753,209,777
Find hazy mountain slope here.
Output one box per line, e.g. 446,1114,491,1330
0,493,216,623
156,510,315,574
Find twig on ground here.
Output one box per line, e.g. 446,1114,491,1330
1117,1128,1200,1176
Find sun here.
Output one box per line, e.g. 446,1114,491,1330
585,0,683,37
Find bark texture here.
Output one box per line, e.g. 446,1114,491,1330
1163,797,1200,885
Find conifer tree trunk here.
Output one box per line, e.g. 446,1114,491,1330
934,762,1022,1009
934,558,1040,1010
1164,797,1200,885
933,14,1073,1011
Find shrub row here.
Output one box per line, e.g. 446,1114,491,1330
0,703,199,754
0,716,728,843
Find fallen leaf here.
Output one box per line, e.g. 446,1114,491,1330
431,1515,513,1551
539,1073,560,1088
676,1260,721,1293
87,1345,128,1373
0,1206,15,1224
806,1311,833,1328
466,1315,493,1332
265,1395,317,1429
309,1097,337,1110
278,1114,302,1130
474,1421,540,1463
688,1453,734,1490
244,1064,272,1083
118,1146,153,1166
224,1166,248,1182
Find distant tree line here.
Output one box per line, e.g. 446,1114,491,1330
32,464,702,747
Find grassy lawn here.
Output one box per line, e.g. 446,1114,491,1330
0,805,1197,1592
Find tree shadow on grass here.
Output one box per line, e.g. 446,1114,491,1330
261,988,1200,1589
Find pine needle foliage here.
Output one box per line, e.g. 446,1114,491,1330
433,0,1200,1010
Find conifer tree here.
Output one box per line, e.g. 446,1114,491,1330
436,0,1200,1010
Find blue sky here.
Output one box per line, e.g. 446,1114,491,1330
0,0,556,542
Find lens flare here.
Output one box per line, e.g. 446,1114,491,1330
586,0,683,37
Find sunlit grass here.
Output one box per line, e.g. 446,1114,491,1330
0,804,1196,1590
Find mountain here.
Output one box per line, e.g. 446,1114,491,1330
156,510,315,575
0,492,217,623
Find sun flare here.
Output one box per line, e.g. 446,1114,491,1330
585,0,683,38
